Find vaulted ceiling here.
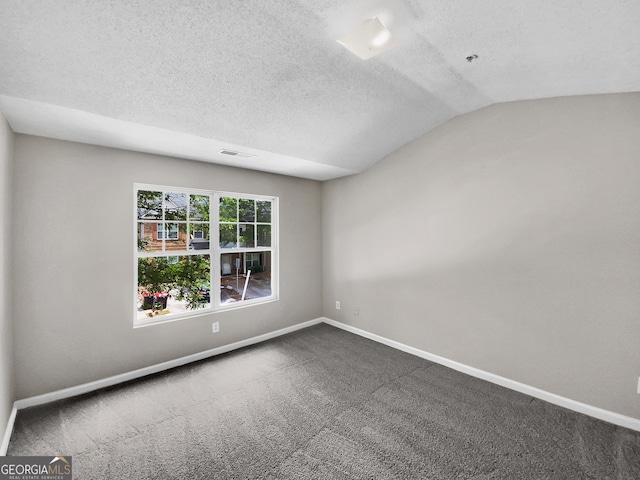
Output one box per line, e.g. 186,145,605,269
1,1,639,180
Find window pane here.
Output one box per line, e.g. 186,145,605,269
219,197,237,222
138,222,160,252
238,199,255,222
137,190,162,219
219,224,236,248
189,223,210,250
257,225,271,247
189,194,210,221
257,201,271,223
220,251,271,305
239,224,254,247
165,192,187,220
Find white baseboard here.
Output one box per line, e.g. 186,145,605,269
322,317,640,433
13,317,323,412
1,405,17,456
5,314,639,450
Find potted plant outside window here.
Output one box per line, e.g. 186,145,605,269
138,257,174,313
138,255,211,315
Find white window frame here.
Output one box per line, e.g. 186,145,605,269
134,184,278,327
157,223,179,240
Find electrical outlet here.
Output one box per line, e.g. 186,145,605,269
354,307,359,316
212,322,219,333
336,301,340,310
637,377,640,394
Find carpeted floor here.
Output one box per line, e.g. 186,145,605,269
8,323,640,479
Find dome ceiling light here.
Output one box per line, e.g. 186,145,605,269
337,16,400,60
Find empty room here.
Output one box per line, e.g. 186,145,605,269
1,1,640,478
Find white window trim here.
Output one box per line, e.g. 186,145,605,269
157,223,179,240
134,184,278,327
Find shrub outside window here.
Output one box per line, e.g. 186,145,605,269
135,184,278,326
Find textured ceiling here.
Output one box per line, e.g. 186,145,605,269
1,0,639,180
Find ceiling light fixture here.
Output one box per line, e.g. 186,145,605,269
337,16,400,60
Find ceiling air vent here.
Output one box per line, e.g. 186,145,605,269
219,149,256,159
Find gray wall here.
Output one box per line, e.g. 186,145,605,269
12,136,323,399
322,92,640,419
0,111,14,435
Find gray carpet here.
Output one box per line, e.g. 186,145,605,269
7,324,640,479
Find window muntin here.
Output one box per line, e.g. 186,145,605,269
135,185,277,326
218,196,272,249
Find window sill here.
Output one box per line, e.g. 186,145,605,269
133,295,279,328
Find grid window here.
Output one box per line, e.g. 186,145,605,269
135,185,278,326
